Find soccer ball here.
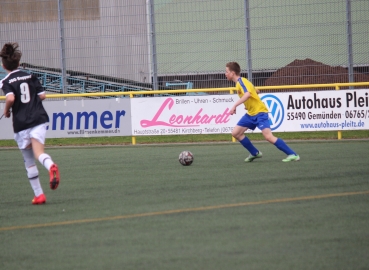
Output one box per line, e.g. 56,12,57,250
179,151,194,166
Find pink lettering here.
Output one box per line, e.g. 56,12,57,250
169,114,176,125
140,97,231,128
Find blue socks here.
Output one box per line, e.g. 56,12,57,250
239,137,259,156
274,138,296,155
240,137,296,156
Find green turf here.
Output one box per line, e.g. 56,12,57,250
0,141,369,270
0,130,369,147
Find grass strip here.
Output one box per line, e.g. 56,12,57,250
0,130,368,147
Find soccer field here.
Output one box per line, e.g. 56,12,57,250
1,141,369,270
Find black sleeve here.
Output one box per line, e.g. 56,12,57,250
0,81,14,96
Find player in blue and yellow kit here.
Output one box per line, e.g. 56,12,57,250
226,62,300,162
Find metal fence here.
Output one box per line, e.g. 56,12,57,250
0,0,368,94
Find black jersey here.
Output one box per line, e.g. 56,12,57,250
0,69,49,133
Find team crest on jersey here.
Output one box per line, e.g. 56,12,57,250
260,94,284,130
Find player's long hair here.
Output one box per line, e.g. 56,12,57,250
0,43,22,71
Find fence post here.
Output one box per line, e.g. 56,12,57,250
244,0,253,83
129,92,137,145
336,85,342,140
346,0,354,89
147,0,158,90
57,0,67,94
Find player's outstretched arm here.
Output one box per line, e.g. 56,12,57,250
4,94,14,117
38,93,46,100
230,92,251,115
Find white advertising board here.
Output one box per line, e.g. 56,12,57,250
131,95,239,135
0,103,13,139
258,89,368,132
131,90,369,135
1,89,368,140
0,98,132,139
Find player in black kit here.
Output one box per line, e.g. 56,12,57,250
1,43,60,205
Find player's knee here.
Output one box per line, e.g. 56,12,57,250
231,129,241,139
21,148,35,167
26,165,39,179
232,131,240,140
264,133,276,143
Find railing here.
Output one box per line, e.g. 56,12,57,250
1,82,369,143
17,68,151,95
257,82,369,91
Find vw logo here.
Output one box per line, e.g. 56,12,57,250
260,94,284,130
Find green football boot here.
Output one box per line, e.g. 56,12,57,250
245,151,263,162
282,154,300,162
